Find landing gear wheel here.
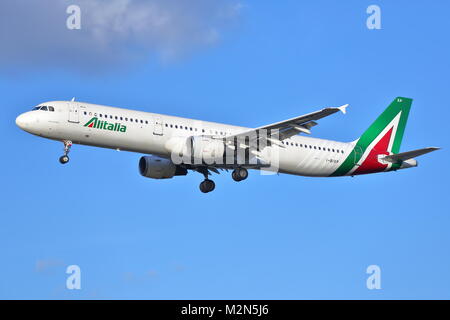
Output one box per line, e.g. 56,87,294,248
60,140,72,165
232,168,248,182
199,179,215,193
59,155,70,164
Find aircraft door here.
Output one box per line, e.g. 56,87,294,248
353,145,363,166
153,116,163,135
68,103,80,123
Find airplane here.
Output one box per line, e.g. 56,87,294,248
15,97,439,193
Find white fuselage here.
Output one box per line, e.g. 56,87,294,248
16,101,355,177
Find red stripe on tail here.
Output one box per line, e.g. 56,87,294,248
353,127,393,175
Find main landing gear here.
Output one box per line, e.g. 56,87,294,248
197,167,248,193
199,179,215,193
198,167,216,193
59,140,72,164
232,167,248,182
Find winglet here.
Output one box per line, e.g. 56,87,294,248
338,104,348,114
71,97,75,102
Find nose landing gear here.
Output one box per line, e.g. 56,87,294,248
59,155,69,164
232,167,248,182
59,140,72,164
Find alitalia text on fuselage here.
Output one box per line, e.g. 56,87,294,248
84,117,127,133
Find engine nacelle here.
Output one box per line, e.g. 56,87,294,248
139,156,187,179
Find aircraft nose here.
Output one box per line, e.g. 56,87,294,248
16,113,31,130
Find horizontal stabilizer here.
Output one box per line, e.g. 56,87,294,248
383,147,440,163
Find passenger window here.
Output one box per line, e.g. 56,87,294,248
125,118,128,121
202,129,205,133
145,121,148,124
141,120,144,124
48,107,55,112
99,114,103,117
84,111,87,115
115,116,118,120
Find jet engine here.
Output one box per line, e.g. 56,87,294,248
139,156,187,179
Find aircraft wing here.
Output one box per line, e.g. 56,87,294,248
224,104,348,145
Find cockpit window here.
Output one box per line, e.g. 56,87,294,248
31,105,55,111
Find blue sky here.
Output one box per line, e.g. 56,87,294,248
0,0,449,299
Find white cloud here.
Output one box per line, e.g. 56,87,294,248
0,0,243,73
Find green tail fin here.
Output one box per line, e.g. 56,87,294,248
331,97,412,176
357,96,412,154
